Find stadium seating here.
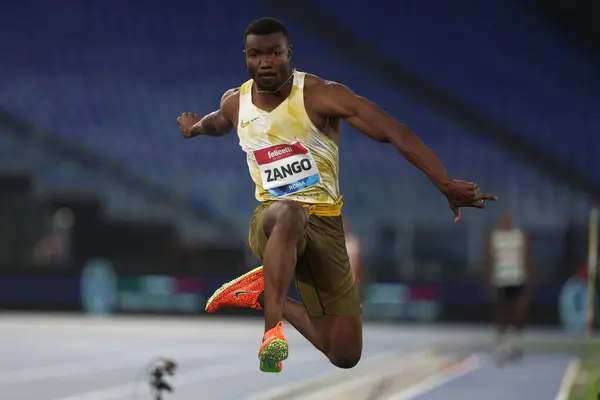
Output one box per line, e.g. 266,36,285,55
318,0,600,181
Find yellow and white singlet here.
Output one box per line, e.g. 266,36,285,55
237,71,342,216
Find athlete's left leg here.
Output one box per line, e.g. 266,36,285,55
207,279,362,369
279,208,363,368
283,295,362,369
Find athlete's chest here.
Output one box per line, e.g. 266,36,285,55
238,99,312,145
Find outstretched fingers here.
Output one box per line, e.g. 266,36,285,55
450,192,498,222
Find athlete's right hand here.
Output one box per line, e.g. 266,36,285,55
177,112,202,138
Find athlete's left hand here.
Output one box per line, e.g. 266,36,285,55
441,180,498,222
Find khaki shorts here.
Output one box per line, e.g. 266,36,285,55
248,203,361,317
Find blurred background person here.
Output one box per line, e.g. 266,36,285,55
485,210,534,363
344,217,364,287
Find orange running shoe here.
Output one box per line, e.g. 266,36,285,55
204,266,264,313
258,321,288,373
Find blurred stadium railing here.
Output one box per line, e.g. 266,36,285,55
0,0,598,330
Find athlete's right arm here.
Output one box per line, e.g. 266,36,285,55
177,88,239,138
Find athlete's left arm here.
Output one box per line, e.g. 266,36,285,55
316,81,452,192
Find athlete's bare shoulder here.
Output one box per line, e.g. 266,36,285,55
221,87,240,106
303,74,355,117
220,87,240,123
303,74,345,95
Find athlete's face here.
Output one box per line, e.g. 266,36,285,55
245,33,292,91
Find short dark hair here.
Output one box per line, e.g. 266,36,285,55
244,17,288,41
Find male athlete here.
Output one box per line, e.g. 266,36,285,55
176,18,497,373
485,211,533,363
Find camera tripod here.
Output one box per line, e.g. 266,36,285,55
147,358,177,400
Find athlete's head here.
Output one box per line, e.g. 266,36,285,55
244,17,293,92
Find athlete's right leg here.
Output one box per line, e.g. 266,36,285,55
243,200,313,372
260,201,308,332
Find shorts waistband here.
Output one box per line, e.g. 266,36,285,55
262,196,343,217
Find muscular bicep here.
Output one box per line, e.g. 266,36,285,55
318,82,400,142
311,78,452,190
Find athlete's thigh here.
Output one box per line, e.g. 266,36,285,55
248,202,308,261
248,204,269,260
295,214,361,317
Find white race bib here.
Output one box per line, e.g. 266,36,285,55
253,142,321,198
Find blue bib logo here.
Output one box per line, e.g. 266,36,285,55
80,259,118,315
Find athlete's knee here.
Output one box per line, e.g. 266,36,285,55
328,350,361,369
319,315,362,369
264,201,308,240
325,327,362,369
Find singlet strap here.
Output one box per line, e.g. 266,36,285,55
238,79,254,111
